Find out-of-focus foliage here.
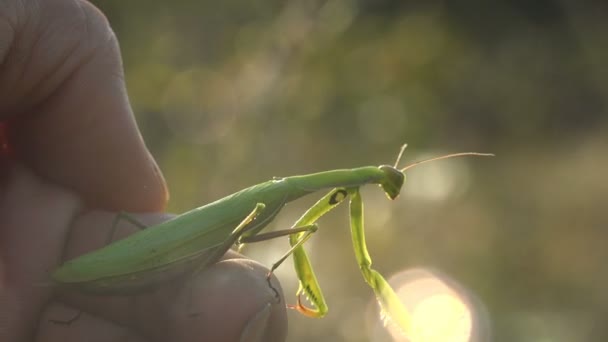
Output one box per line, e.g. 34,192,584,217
92,0,608,341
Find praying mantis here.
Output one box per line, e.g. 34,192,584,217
51,144,492,336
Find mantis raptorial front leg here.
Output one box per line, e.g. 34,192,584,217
348,187,412,334
260,188,349,317
262,185,412,334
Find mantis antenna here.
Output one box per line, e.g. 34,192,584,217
400,151,494,172
393,143,408,168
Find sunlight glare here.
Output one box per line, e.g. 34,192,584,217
368,268,488,342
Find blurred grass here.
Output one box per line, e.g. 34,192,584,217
92,1,608,341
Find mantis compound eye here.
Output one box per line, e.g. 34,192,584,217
378,165,405,200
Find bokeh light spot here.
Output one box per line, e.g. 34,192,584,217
368,268,489,342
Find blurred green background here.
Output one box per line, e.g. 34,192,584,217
92,1,608,341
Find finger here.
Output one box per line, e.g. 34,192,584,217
0,0,167,211
52,210,288,342
0,164,82,342
37,303,147,342
49,260,287,342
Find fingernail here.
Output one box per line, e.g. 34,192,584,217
239,302,272,342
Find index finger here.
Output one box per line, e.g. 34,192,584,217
0,0,167,211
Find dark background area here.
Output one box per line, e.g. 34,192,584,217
91,1,608,341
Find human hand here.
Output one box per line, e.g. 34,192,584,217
0,1,287,341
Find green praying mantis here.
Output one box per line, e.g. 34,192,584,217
51,144,493,336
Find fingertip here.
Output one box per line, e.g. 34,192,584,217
165,259,287,342
1,0,168,212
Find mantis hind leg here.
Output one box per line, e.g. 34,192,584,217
107,211,148,245
50,213,148,325
348,187,412,335
238,225,317,244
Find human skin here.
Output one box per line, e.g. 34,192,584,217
0,1,287,341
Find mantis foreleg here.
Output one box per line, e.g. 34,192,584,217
348,187,412,335
288,188,348,317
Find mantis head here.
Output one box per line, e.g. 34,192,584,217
378,165,405,200
378,144,494,200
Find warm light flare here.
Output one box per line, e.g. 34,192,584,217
368,268,489,342
410,293,472,342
